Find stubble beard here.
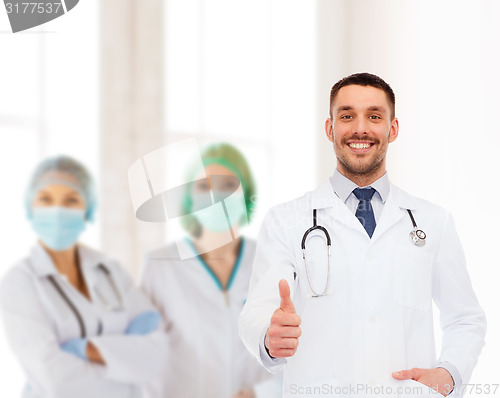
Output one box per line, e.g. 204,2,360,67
334,138,388,181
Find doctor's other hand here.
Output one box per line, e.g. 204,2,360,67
125,311,162,335
264,279,301,358
60,338,88,360
392,367,454,397
232,388,255,398
61,338,105,364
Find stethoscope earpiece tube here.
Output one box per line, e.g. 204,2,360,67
48,275,87,338
48,263,124,339
302,209,332,297
97,263,123,308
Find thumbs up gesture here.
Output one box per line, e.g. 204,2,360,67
264,279,302,358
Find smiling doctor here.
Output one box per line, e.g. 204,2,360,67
239,73,486,398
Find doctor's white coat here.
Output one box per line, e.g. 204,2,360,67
239,180,486,398
0,243,168,398
141,238,282,398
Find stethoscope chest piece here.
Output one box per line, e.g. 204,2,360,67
409,229,426,247
406,209,426,247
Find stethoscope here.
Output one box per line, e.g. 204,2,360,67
406,209,426,247
47,263,123,338
302,208,426,298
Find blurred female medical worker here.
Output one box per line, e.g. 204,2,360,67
0,155,168,398
141,143,281,398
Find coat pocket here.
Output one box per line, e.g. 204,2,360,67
392,245,433,311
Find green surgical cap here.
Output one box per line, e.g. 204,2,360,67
181,142,257,236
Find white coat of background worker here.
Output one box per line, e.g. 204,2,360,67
239,73,486,398
141,143,282,398
0,155,168,398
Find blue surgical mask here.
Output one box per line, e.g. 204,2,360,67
191,191,247,233
31,207,86,250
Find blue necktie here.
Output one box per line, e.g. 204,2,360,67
353,187,376,238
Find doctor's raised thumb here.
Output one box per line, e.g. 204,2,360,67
279,279,295,313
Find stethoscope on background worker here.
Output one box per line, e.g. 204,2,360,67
47,263,124,338
302,208,426,298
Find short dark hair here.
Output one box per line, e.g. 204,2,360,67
329,72,395,120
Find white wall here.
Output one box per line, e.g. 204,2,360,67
316,0,499,394
163,0,317,240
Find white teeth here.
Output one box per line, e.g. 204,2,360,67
349,143,371,149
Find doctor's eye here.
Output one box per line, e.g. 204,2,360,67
224,180,238,188
220,179,239,191
369,115,382,120
33,193,53,205
63,192,85,206
340,115,353,120
65,197,82,205
209,175,240,192
193,179,211,192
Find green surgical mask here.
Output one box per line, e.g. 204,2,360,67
191,190,247,233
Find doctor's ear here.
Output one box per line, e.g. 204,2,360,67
388,117,399,143
325,118,334,143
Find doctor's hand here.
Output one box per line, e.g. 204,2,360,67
264,279,301,358
232,388,255,398
60,338,88,360
392,367,454,397
125,311,162,335
60,339,105,365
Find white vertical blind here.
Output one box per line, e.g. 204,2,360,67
164,0,317,238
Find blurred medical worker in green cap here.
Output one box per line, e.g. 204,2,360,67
141,143,281,398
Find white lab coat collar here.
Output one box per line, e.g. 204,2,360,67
331,169,390,204
309,179,417,211
78,244,110,274
309,179,419,242
29,242,107,278
309,180,344,210
388,183,418,211
370,183,418,242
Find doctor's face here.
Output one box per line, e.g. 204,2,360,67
191,163,246,236
325,85,399,180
